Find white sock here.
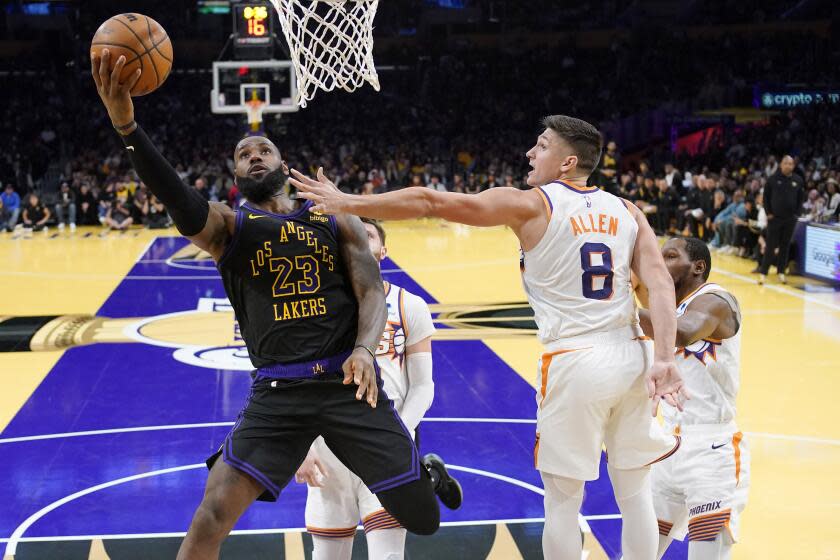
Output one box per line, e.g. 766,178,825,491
608,465,657,560
540,472,585,560
366,528,406,560
311,535,354,560
688,532,732,560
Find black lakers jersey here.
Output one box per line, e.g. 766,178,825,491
218,200,358,367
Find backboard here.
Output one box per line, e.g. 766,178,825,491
210,60,299,115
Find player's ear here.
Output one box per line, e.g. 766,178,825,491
562,155,578,173
380,245,388,261
694,259,707,278
281,160,290,175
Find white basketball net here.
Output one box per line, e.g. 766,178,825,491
269,0,380,108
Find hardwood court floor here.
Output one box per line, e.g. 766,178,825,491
1,222,838,559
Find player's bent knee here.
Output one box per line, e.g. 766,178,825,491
385,499,439,535
376,476,440,535
192,463,263,536
406,512,440,536
193,500,233,537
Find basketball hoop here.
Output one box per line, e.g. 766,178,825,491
269,0,380,108
245,98,266,132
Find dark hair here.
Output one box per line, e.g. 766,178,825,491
542,115,604,175
361,217,386,245
680,237,712,281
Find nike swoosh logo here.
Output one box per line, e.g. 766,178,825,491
711,443,728,450
248,214,267,220
126,146,135,151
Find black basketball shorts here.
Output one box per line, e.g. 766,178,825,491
207,362,421,502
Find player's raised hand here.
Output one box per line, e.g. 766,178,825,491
295,448,329,487
289,167,348,215
342,347,378,408
90,48,141,128
645,360,689,416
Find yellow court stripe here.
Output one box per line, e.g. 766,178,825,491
88,539,110,560
485,524,522,560
283,531,305,560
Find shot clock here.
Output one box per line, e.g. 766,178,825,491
236,3,271,43
233,2,274,58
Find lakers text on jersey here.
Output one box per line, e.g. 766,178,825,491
218,201,357,367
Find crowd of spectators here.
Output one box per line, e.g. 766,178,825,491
3,98,838,279
2,22,837,192
1,22,838,279
604,106,840,274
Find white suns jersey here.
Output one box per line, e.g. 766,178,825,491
521,180,639,344
374,282,436,410
663,283,742,427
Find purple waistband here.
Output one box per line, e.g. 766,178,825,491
254,351,352,380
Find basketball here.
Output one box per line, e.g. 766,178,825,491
90,13,172,97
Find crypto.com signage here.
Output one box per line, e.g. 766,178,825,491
756,87,840,108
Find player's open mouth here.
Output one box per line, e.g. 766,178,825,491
249,164,269,175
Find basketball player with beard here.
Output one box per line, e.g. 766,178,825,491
637,238,749,560
92,49,458,560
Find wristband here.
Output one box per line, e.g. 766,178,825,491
113,120,137,136
354,344,376,359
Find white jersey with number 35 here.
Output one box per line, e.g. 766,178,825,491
521,180,639,343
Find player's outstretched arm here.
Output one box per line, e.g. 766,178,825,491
289,168,543,230
91,49,231,258
638,302,720,345
674,295,737,347
336,213,388,408
627,204,687,413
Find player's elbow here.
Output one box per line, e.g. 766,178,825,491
643,264,676,296
675,325,696,347
414,188,442,219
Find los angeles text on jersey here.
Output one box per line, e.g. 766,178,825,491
247,220,335,322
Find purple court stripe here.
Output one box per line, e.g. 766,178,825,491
223,438,281,498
